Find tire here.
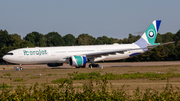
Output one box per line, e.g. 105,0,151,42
89,64,99,68
20,67,23,70
76,66,80,68
81,65,86,68
92,64,99,67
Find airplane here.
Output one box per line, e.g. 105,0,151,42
2,20,171,70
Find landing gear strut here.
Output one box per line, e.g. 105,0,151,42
20,64,23,70
88,59,102,69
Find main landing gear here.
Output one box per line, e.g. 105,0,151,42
89,63,103,69
75,64,101,68
89,64,99,68
75,65,86,68
88,58,103,69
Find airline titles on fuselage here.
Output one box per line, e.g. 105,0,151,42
23,49,47,56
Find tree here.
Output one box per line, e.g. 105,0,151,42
24,31,47,47
75,34,95,45
173,29,180,45
155,33,162,43
8,34,23,48
127,34,140,43
20,41,34,48
0,46,14,62
162,32,174,43
0,30,9,48
45,32,64,46
122,38,128,44
95,36,114,45
166,44,178,61
63,34,76,46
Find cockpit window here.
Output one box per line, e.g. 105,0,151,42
6,53,13,55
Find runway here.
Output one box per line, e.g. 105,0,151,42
98,61,180,67
0,61,180,70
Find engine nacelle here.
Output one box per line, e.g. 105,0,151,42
69,56,87,67
47,63,63,67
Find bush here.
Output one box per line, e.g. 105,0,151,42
0,83,12,89
1,72,180,100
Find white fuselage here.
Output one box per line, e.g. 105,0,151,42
2,43,144,64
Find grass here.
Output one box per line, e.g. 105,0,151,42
13,78,24,82
46,74,57,76
52,78,68,84
30,76,40,79
0,63,180,97
25,74,31,76
0,75,180,100
3,73,11,76
65,72,180,80
168,68,178,71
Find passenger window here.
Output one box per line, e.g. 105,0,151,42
6,53,13,55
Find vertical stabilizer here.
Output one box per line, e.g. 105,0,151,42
134,20,161,51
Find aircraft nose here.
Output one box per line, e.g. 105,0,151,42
2,55,7,61
2,55,10,62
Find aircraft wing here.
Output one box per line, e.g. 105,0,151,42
64,47,146,60
85,47,145,58
86,42,174,58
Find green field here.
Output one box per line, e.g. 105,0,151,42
0,64,180,100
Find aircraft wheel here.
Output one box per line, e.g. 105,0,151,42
89,64,99,68
95,64,99,67
76,66,80,68
89,64,92,68
20,67,23,70
80,65,86,68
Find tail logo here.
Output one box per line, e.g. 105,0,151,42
147,29,155,38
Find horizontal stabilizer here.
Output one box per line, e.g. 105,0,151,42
147,42,174,49
161,41,175,45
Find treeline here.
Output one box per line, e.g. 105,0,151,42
0,29,180,62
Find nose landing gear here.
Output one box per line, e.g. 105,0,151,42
18,64,23,71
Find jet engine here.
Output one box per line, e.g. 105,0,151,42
69,56,87,67
47,63,63,67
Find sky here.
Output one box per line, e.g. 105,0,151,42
0,1,180,39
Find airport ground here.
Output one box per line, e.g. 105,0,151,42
0,61,180,94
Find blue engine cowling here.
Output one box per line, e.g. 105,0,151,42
47,63,63,67
69,56,87,67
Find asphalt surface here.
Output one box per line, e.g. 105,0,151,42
1,61,180,70
97,61,180,67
